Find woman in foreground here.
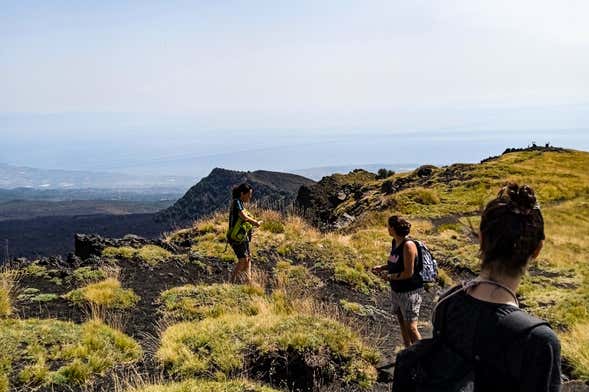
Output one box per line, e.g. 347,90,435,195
431,183,561,391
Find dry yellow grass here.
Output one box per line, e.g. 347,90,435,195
0,270,17,318
157,312,379,388
103,245,173,266
64,278,140,310
562,322,589,380
125,379,282,392
0,318,141,390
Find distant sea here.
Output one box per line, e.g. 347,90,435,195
3,127,588,180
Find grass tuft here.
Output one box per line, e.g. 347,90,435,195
0,270,17,317
68,267,108,285
127,379,282,392
0,318,141,390
103,245,173,266
157,313,379,389
562,322,589,380
160,283,265,322
64,278,140,310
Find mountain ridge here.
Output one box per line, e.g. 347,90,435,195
156,167,315,225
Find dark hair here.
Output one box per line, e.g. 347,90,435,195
480,183,545,276
232,183,253,199
388,215,411,236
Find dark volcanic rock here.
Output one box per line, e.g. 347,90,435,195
74,233,178,259
156,168,315,225
296,169,376,229
415,165,438,178
296,164,477,230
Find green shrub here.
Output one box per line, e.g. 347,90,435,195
0,319,141,389
30,293,59,303
68,267,107,284
23,263,49,278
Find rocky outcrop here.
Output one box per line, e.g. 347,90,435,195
296,169,376,229
480,144,568,163
296,165,475,230
156,168,315,225
74,233,178,259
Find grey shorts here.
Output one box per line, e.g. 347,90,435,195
391,288,423,322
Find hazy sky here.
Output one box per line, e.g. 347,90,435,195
1,1,588,175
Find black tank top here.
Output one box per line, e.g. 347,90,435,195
387,238,423,292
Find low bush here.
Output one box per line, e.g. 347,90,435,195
67,267,107,284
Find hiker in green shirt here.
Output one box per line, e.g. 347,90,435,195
227,183,262,283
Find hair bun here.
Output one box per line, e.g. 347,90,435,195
500,183,538,214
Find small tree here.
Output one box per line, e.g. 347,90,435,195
376,168,395,180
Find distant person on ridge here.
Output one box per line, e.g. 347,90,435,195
392,183,561,392
227,183,262,283
373,215,424,347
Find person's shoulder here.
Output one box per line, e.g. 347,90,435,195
504,311,561,353
403,239,418,251
527,323,560,348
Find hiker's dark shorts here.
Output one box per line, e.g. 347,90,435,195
391,288,423,322
230,240,250,259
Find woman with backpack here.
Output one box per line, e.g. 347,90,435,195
373,215,424,348
393,183,561,392
227,183,262,283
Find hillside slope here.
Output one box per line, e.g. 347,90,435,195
1,148,588,391
156,168,315,225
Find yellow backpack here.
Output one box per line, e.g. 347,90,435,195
227,205,254,243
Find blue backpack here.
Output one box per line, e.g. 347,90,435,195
414,240,438,283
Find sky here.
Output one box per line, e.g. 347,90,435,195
1,0,588,177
